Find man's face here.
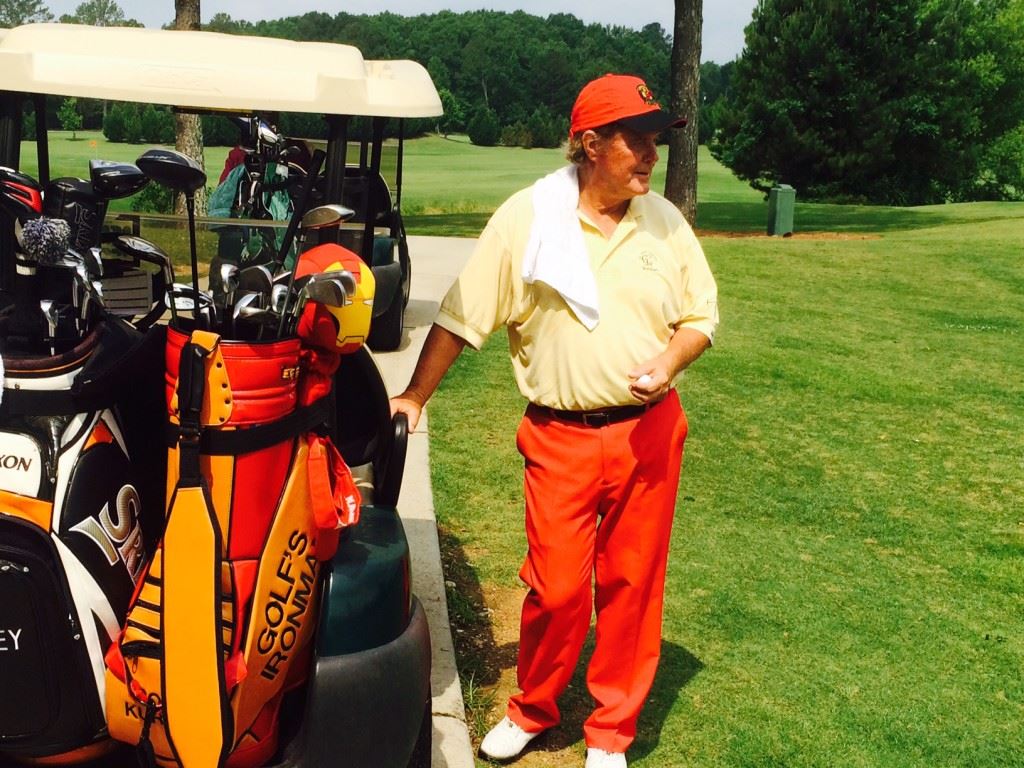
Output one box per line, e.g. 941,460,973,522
587,126,660,200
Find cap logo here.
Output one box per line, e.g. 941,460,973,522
637,84,657,105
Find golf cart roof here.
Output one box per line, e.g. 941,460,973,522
0,23,442,118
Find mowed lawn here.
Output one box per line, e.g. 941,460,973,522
423,157,1024,764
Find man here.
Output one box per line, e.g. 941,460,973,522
390,74,719,768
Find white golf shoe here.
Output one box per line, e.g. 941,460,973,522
479,716,543,761
585,747,627,768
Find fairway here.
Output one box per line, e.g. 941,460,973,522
421,153,1024,766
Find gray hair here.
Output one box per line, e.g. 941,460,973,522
565,123,621,165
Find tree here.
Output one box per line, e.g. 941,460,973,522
0,0,53,26
59,0,140,26
57,97,82,139
102,102,127,142
698,61,734,145
664,0,703,225
173,0,207,216
205,12,251,33
466,106,500,147
712,0,1024,204
526,106,563,149
436,87,467,136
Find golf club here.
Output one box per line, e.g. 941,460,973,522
136,149,208,328
274,202,355,338
231,291,260,336
113,234,177,324
284,269,355,338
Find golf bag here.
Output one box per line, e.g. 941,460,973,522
104,327,361,767
0,319,165,764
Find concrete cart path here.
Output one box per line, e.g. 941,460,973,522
371,235,478,768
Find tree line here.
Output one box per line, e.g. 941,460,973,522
8,0,1023,205
17,5,705,151
206,9,681,149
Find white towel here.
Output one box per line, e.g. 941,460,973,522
521,165,600,330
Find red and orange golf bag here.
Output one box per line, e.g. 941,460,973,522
104,243,372,767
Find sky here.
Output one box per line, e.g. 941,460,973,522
44,1,758,63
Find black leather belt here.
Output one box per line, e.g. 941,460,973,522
535,403,651,427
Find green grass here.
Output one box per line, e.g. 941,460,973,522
426,183,1024,763
22,128,1024,765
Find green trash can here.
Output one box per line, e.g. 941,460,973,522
767,184,795,236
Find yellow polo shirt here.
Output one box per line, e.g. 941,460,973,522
436,187,719,411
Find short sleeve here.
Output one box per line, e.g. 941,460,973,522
435,218,517,350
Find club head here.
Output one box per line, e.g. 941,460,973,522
317,269,357,296
230,290,262,337
74,270,104,325
220,262,241,293
115,234,169,261
88,246,104,278
167,283,213,312
257,119,283,148
232,291,261,320
89,160,149,200
237,264,274,296
40,299,58,337
114,235,174,284
271,283,289,314
136,149,207,195
305,273,352,308
236,305,279,326
300,204,355,231
58,249,91,283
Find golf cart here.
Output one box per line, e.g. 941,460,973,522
0,23,441,768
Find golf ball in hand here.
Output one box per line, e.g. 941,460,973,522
636,374,653,386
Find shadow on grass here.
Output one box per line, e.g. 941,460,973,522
529,636,703,757
633,642,704,759
436,525,505,688
438,524,704,757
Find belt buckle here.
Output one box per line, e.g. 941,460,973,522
581,411,610,427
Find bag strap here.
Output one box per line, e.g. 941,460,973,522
164,395,332,455
161,330,232,767
174,335,214,485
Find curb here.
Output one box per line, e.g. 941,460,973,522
373,236,479,768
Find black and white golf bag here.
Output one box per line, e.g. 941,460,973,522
0,319,164,764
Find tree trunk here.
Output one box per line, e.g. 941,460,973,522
173,0,206,216
664,0,702,226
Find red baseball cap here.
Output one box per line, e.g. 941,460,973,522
570,74,686,136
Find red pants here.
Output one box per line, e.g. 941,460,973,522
506,392,688,753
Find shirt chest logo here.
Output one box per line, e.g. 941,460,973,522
639,250,658,271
